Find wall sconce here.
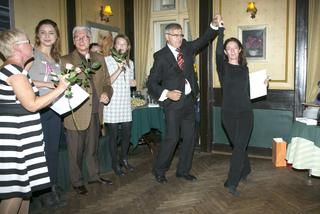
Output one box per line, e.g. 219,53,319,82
246,2,257,19
100,4,113,22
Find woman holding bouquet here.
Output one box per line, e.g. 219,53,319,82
104,34,136,176
28,19,65,207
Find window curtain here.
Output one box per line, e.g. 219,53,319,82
306,0,320,102
134,0,151,90
186,0,198,39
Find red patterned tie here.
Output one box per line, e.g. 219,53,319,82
176,48,184,71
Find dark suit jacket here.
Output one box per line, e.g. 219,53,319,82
147,27,218,110
61,50,113,130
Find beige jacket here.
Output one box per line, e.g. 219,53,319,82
61,50,113,130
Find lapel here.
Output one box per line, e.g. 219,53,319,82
71,50,82,67
71,50,86,79
163,45,182,72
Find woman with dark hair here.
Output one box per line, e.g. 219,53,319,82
103,34,136,176
0,28,68,214
215,15,253,196
28,19,65,207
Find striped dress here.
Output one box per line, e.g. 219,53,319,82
0,64,50,200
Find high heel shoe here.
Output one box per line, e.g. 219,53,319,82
120,159,135,172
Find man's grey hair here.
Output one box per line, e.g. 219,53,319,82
164,23,182,34
72,26,92,39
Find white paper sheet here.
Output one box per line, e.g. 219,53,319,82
249,69,267,99
50,84,89,115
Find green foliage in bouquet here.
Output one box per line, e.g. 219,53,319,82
51,60,101,130
110,47,128,63
51,61,101,98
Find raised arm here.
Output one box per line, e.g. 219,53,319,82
216,27,225,85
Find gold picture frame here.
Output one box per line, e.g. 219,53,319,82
238,25,267,60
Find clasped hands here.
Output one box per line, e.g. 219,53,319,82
212,14,224,28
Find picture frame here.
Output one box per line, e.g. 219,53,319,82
238,25,267,60
160,0,176,10
87,21,119,43
86,21,119,55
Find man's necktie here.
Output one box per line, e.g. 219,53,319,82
176,48,184,71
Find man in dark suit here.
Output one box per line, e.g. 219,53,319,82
147,16,220,184
61,26,113,194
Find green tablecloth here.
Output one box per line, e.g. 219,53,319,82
290,121,320,147
131,107,165,147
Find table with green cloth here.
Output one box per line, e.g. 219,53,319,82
286,121,320,177
131,106,165,147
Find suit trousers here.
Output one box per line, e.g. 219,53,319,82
65,113,100,187
154,95,196,176
222,111,253,187
105,122,132,167
40,108,62,185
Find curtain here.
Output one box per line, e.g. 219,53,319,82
186,0,198,40
306,0,320,102
134,0,151,90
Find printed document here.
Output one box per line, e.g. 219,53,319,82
51,84,89,115
249,69,267,99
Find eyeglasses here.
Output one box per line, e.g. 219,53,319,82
166,33,184,38
15,40,30,45
74,36,89,42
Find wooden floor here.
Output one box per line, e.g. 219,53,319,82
32,146,320,214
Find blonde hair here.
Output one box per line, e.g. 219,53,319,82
97,30,113,56
113,33,131,66
0,29,27,58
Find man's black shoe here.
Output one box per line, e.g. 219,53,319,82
155,174,168,184
73,185,88,195
176,174,197,181
120,159,135,172
88,177,113,185
113,165,126,176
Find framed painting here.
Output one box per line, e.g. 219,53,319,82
87,21,119,42
238,25,267,60
86,21,119,55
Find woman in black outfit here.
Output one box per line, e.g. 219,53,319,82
216,17,253,196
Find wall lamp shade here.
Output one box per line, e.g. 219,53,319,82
100,5,113,22
246,2,257,19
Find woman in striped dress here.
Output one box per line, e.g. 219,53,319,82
0,29,68,214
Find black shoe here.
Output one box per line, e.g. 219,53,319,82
223,181,240,197
120,159,135,172
113,165,126,176
176,174,197,181
40,192,58,208
51,185,67,207
88,177,113,185
73,185,88,195
155,174,168,184
227,186,240,197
